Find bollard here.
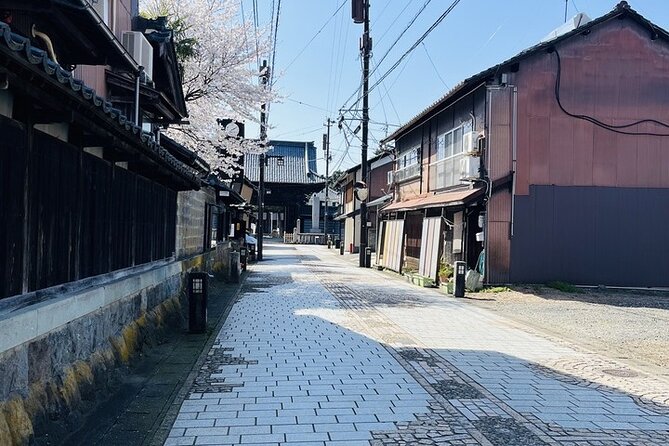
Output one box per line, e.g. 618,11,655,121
240,247,248,271
454,261,466,298
364,247,372,268
339,243,344,255
188,272,208,333
229,252,241,283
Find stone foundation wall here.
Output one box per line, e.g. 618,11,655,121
0,254,211,446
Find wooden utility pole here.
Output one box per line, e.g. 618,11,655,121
352,0,371,266
257,60,269,261
358,0,371,267
323,119,333,240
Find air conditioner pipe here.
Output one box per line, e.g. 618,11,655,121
134,66,143,126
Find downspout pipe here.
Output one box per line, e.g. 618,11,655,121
53,0,140,74
135,66,143,126
511,86,518,237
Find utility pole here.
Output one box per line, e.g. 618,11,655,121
323,119,333,241
352,0,371,267
257,59,269,261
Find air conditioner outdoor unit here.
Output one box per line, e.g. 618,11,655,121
89,0,109,25
459,156,480,181
463,131,480,156
122,31,154,81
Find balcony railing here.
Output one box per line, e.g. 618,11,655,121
394,163,421,183
428,153,465,190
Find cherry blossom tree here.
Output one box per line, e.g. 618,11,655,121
141,0,274,176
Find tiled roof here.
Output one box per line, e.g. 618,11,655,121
0,22,200,188
382,1,664,144
244,140,324,185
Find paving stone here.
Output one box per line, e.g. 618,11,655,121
166,244,669,446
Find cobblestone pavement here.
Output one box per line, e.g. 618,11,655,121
167,243,669,445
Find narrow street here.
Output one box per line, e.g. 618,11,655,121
163,242,669,446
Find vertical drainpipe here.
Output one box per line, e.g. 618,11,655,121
511,86,518,238
484,87,492,285
134,66,144,126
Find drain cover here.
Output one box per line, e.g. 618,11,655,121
602,368,638,378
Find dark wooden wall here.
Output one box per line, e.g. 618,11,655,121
0,116,177,299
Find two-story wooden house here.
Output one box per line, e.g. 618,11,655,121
379,2,669,287
335,152,393,254
0,2,230,442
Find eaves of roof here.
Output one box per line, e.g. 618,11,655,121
52,0,140,72
339,151,392,178
382,1,666,144
0,23,200,189
106,70,185,123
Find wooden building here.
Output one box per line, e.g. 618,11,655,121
244,140,325,236
335,152,393,254
379,2,669,287
0,3,242,442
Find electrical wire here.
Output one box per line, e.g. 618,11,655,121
421,41,449,89
372,0,434,81
341,0,433,110
326,1,343,114
375,1,414,46
283,0,347,74
269,0,282,89
342,0,462,112
553,48,669,136
239,0,252,69
252,0,260,69
287,98,330,112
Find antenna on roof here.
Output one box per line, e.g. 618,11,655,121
564,0,568,23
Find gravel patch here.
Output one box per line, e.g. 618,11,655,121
467,286,669,371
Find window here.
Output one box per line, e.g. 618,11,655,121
399,147,419,168
394,147,421,183
437,122,472,161
431,121,476,190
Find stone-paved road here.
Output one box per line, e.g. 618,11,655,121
167,242,669,446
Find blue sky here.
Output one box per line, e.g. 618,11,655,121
244,0,669,174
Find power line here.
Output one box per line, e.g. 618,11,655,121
269,0,282,89
283,0,347,74
421,41,449,89
286,98,330,112
331,16,351,115
341,0,434,110
325,1,342,115
239,0,252,69
372,0,434,81
252,0,260,68
375,1,414,45
343,0,462,112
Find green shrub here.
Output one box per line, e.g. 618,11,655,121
481,286,511,293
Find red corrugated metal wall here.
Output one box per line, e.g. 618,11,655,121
514,18,669,195
486,88,513,283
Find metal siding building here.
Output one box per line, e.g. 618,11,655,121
381,3,669,287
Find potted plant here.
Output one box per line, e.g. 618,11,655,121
438,260,454,294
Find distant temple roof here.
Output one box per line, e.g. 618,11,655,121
244,140,324,185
